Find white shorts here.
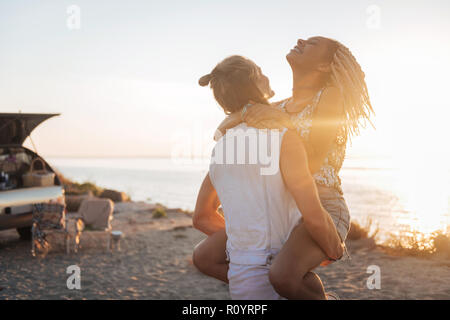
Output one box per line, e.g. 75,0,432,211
227,263,284,300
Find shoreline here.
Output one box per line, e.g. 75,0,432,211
51,159,450,242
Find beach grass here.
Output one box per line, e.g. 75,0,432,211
381,229,450,259
152,207,167,219
348,218,378,240
57,171,130,200
349,219,450,259
57,171,103,196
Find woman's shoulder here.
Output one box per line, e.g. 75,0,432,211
318,86,342,103
314,86,344,115
322,85,341,96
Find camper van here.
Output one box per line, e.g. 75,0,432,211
0,113,65,239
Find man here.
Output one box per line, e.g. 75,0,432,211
193,124,343,299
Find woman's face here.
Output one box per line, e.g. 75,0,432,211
254,66,275,99
286,36,335,72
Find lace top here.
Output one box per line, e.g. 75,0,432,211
278,90,347,194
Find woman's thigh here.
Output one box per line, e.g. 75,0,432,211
270,222,327,279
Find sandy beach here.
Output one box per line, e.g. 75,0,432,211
1,201,449,300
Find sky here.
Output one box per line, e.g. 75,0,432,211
1,0,450,164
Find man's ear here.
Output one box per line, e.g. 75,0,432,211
317,63,331,73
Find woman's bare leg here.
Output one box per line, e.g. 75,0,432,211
192,229,229,283
269,222,328,300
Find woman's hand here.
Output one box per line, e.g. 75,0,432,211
328,241,345,262
320,260,333,267
247,119,285,129
320,242,344,266
243,104,294,130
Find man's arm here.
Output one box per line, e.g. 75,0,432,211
243,103,295,130
192,173,225,235
280,130,343,260
215,101,293,140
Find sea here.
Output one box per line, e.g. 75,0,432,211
48,156,450,241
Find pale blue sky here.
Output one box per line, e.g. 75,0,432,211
1,0,449,161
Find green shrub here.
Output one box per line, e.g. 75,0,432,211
152,207,167,219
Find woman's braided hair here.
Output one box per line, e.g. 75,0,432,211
328,40,374,137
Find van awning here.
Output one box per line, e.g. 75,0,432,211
0,113,60,145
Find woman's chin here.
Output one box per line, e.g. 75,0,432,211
286,52,298,66
286,51,295,60
286,55,304,72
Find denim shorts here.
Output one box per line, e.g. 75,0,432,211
316,185,351,243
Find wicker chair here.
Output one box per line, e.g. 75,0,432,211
31,203,67,257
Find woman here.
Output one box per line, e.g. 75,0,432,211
193,55,343,299
194,37,373,299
